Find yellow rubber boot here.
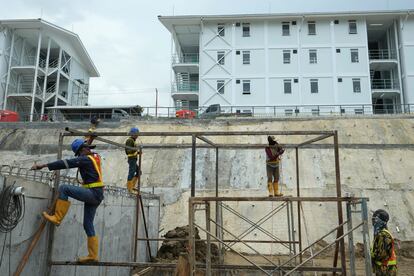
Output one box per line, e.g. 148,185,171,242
42,199,71,226
132,176,140,194
127,180,133,193
267,182,274,197
78,236,99,263
273,181,283,197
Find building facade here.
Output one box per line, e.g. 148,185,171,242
159,10,414,115
0,19,99,121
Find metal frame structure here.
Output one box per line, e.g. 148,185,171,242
13,128,373,276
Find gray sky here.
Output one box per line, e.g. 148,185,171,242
2,0,414,107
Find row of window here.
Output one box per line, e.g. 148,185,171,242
217,20,358,37
216,48,360,65
216,78,362,94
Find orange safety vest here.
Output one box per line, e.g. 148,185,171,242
372,229,397,267
82,153,104,189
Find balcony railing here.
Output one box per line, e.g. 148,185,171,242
371,79,399,90
172,53,199,64
172,81,199,93
369,49,397,60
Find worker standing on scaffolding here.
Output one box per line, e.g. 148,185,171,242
265,136,285,197
371,209,397,275
31,138,104,263
125,127,141,193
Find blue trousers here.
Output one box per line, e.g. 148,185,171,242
58,185,103,237
127,158,140,181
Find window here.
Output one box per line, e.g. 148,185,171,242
282,22,290,36
285,109,293,116
283,50,291,64
352,78,361,93
338,78,343,82
217,80,225,94
217,51,225,65
242,51,250,64
242,80,251,94
312,109,320,115
336,48,341,53
308,21,316,35
351,49,359,63
354,108,364,114
218,23,225,36
309,49,317,64
284,79,292,94
242,23,250,37
349,20,357,34
310,79,318,93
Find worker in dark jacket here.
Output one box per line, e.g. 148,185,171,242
31,138,104,263
265,136,285,196
371,209,397,275
125,127,141,193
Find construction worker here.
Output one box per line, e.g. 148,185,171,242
265,136,285,197
30,138,104,263
125,127,141,193
84,116,100,144
371,209,397,275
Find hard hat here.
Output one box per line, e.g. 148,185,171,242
129,127,139,135
373,209,389,223
71,139,95,156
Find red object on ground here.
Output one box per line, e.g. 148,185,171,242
0,110,19,122
175,109,196,119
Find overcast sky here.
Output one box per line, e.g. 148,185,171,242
2,0,413,107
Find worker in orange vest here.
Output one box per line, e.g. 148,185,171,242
371,209,397,275
31,139,104,263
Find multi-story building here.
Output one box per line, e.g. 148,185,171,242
0,19,99,121
159,10,414,115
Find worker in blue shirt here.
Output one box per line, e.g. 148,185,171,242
31,138,104,263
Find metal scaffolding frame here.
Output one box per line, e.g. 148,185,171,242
13,127,373,276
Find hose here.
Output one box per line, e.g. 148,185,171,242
0,182,25,233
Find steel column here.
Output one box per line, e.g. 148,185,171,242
295,147,302,262
346,202,356,276
191,135,196,197
205,202,212,276
188,200,196,276
333,130,346,276
46,133,64,276
361,198,373,275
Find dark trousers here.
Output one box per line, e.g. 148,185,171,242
128,158,140,181
58,185,103,237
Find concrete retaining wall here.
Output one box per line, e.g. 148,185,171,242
0,116,412,256
0,175,160,276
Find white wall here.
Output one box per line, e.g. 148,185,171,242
400,17,414,104
0,28,11,108
195,15,414,109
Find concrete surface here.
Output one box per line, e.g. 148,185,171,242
0,175,160,276
0,116,412,257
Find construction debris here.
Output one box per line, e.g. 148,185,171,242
156,225,219,263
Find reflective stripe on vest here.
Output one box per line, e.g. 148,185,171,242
83,154,104,189
127,152,138,157
373,229,397,266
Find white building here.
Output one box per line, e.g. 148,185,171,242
159,10,414,115
0,19,99,121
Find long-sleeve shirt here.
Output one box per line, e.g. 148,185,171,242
47,155,101,185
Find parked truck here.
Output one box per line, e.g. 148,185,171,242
45,105,143,121
199,104,252,118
